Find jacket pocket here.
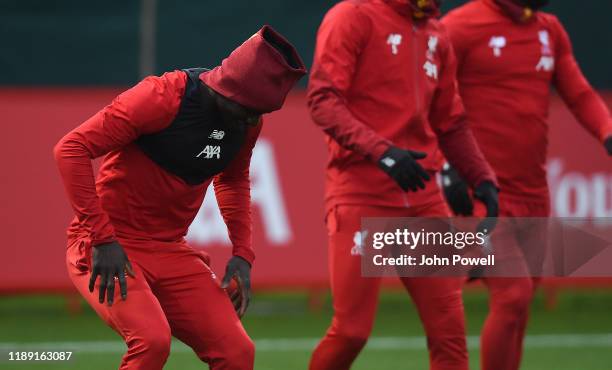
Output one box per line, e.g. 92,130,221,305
66,238,91,273
325,205,339,235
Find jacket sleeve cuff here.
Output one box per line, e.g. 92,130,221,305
368,140,392,163
91,237,117,247
233,248,255,266
601,127,612,143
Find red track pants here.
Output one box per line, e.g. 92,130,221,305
66,238,254,370
309,196,468,370
474,194,550,370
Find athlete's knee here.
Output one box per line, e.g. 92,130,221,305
229,334,255,365
419,290,465,337
491,280,534,316
327,317,371,350
419,294,467,367
427,335,469,370
127,323,172,361
211,333,255,370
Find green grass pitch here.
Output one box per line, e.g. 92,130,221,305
1,288,612,369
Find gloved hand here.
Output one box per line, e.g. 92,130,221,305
378,146,431,192
474,181,499,234
89,241,135,306
221,256,252,318
441,164,474,216
604,136,612,155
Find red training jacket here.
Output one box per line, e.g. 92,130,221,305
308,0,496,211
443,0,612,200
53,71,260,264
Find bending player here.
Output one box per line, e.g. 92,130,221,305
54,26,306,370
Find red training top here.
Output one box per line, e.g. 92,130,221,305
53,70,260,264
443,0,612,200
308,0,496,211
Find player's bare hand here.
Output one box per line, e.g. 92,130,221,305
89,241,135,306
221,256,252,318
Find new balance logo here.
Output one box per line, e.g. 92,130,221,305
196,145,221,159
387,33,402,55
208,130,225,140
489,36,506,57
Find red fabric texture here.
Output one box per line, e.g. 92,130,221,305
480,277,537,370
66,238,254,370
201,25,307,113
54,70,260,264
309,200,468,370
494,0,535,23
473,197,548,370
308,0,496,212
443,0,612,200
384,0,441,19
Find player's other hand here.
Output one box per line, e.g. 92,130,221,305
378,146,431,192
474,181,499,234
441,163,474,216
89,241,135,306
221,256,252,318
603,136,612,156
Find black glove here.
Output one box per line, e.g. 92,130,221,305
604,136,612,156
89,241,135,306
474,181,499,234
221,256,252,318
378,146,431,192
441,164,474,216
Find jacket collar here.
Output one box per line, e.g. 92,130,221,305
382,0,440,20
483,0,538,23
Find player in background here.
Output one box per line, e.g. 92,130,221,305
308,1,499,369
54,26,306,370
442,1,612,369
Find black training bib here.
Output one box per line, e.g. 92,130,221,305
136,68,248,185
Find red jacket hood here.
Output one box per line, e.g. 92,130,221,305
200,25,307,113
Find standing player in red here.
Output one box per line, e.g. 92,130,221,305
308,1,499,369
442,1,612,369
54,26,306,370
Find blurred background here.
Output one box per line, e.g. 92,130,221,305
2,1,612,369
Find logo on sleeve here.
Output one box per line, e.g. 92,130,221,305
387,33,402,55
196,145,221,159
423,35,439,80
489,36,507,57
536,30,554,72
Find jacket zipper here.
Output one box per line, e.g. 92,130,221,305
412,23,421,116
402,23,422,208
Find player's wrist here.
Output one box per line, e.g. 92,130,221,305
370,141,393,164
231,251,254,267
91,237,118,248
